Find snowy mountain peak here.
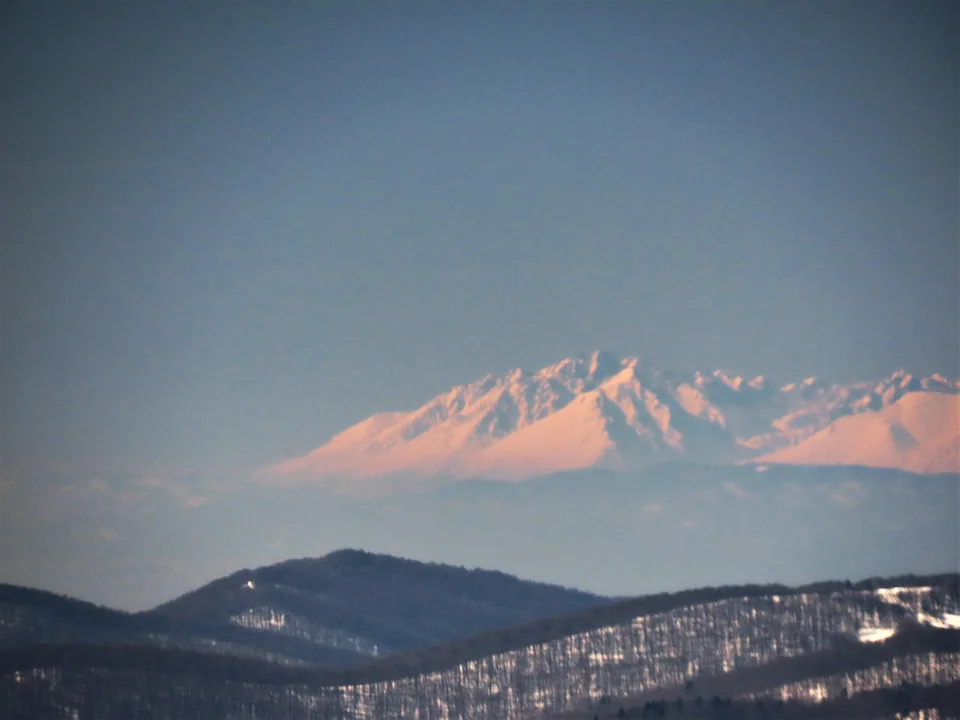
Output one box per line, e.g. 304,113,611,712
586,349,622,383
259,354,960,488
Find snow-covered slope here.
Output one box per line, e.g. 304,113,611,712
258,352,959,486
752,391,960,475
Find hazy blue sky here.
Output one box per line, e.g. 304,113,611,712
1,0,957,608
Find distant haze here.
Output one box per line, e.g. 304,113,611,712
2,464,958,612
1,0,957,610
2,0,957,479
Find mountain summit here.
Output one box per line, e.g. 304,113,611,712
259,353,959,487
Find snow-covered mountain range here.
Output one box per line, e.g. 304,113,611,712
260,351,959,486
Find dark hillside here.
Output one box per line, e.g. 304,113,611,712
152,548,613,653
0,584,366,667
4,574,956,689
1,628,956,719
2,622,956,692
548,624,960,718
561,681,960,719
2,573,958,720
337,572,958,681
5,565,955,677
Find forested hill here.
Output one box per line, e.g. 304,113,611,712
150,548,614,653
0,583,367,667
2,574,959,720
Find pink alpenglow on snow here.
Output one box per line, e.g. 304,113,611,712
257,352,960,489
752,392,960,475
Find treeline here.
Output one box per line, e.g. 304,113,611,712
3,571,957,685
0,585,134,629
336,573,959,682
560,625,959,719
1,619,956,692
578,680,960,719
1,638,957,720
0,585,366,667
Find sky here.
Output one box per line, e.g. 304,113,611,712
1,0,958,609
